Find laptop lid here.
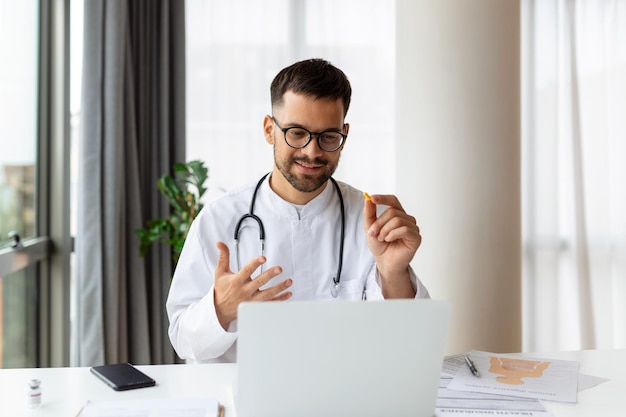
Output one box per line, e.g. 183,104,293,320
236,299,450,417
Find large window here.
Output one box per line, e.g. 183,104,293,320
0,0,41,368
522,0,626,351
185,0,397,196
0,3,38,240
0,0,72,368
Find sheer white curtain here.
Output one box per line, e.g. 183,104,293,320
185,0,396,198
522,0,626,351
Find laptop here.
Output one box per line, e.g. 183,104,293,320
236,299,451,417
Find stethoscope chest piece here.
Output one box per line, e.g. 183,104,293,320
330,278,340,298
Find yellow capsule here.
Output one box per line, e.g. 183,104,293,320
363,191,372,201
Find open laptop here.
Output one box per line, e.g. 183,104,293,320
236,299,451,417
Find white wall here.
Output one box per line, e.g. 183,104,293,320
396,0,522,354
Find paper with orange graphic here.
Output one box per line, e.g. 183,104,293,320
447,350,579,403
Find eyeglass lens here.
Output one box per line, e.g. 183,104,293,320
284,127,344,152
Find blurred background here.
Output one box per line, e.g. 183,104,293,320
1,0,624,368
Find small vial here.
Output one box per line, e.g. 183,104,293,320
27,379,42,408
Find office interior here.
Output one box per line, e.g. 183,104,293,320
1,0,625,369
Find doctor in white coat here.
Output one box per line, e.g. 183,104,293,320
166,58,430,363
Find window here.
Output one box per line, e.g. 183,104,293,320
522,0,626,351
185,0,397,196
0,0,41,368
0,0,72,368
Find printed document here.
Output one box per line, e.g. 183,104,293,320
436,373,554,417
447,350,579,403
436,354,555,417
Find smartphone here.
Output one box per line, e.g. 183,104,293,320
90,362,156,391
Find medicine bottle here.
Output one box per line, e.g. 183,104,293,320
27,379,42,408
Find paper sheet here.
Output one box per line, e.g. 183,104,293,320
77,397,221,417
437,355,554,416
447,350,579,403
436,374,555,417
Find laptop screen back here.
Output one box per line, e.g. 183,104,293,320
236,299,450,417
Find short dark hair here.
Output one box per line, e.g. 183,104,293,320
270,58,352,117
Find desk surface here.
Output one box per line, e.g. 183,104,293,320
0,349,625,417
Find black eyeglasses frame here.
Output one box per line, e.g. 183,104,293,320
272,117,347,152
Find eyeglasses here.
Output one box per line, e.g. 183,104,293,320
272,117,346,152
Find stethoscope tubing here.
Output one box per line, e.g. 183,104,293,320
233,173,345,296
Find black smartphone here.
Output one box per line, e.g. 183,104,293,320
90,362,156,391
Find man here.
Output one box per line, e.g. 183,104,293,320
167,58,429,363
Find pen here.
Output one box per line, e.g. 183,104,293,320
464,355,480,377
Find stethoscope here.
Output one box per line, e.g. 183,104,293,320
234,173,346,298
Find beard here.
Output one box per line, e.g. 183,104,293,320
274,145,339,193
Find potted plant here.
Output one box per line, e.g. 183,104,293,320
136,160,208,264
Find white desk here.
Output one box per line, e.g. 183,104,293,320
0,349,624,417
0,363,236,416
518,349,626,416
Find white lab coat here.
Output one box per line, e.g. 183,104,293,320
166,176,430,363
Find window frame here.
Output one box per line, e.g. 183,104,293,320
0,0,72,368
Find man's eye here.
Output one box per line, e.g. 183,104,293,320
288,129,308,139
320,133,341,142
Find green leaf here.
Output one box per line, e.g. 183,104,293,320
136,160,209,269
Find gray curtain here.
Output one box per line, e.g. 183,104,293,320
76,0,185,366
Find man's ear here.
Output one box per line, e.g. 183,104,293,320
263,115,275,144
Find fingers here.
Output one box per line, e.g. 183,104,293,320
378,221,422,251
254,277,293,301
215,241,233,275
217,241,268,284
214,242,293,329
237,255,269,284
363,194,378,231
249,265,283,289
217,240,292,296
364,194,416,241
368,194,405,211
246,265,293,298
371,209,418,242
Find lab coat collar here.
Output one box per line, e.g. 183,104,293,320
261,175,337,221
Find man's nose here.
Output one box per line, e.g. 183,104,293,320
300,135,324,156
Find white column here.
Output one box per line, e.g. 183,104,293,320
396,0,521,354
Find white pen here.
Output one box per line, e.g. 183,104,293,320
464,355,480,377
